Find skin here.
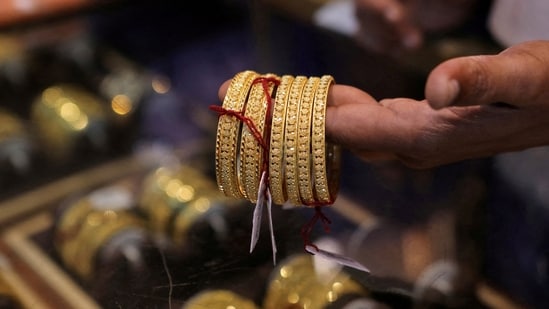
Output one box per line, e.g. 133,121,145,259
218,41,549,169
354,0,476,53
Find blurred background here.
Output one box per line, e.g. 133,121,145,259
0,0,546,308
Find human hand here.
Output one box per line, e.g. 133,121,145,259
326,40,549,168
216,42,549,168
354,0,476,53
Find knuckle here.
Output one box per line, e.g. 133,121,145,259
466,56,493,101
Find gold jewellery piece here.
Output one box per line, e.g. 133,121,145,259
312,75,340,203
215,70,258,199
297,77,320,205
239,74,278,202
55,195,145,279
284,76,307,206
268,75,294,205
72,211,144,279
31,84,108,160
214,71,339,207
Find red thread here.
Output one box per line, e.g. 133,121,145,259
300,206,332,251
252,76,280,180
209,76,280,184
209,105,268,151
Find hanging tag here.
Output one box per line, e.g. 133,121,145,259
250,171,267,253
305,245,370,273
266,188,277,265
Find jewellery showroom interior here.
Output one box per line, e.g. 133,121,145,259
0,1,546,309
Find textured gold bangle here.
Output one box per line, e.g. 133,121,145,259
297,77,320,205
284,76,307,206
311,75,340,203
215,70,258,199
239,74,278,202
141,165,215,235
268,75,294,205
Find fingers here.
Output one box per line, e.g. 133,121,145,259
218,79,231,102
426,41,549,109
354,0,422,52
325,85,410,151
217,81,424,162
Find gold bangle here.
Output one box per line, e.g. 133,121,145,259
141,165,216,234
71,211,144,279
31,85,107,160
297,77,320,205
268,75,294,205
171,193,219,246
312,75,340,203
284,76,307,206
215,70,258,199
239,74,278,202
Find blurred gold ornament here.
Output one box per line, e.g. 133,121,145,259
31,84,108,160
54,184,146,280
264,254,366,309
183,290,259,309
140,164,235,247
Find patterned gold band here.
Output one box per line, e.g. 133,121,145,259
311,75,339,203
215,70,258,198
269,75,294,205
239,74,278,202
284,76,307,206
297,77,320,205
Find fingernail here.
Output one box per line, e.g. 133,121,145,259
445,79,460,107
431,79,460,109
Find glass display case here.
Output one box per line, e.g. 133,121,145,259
0,1,545,308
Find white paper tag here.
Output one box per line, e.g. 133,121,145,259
266,188,277,265
249,172,278,265
250,200,263,253
305,245,370,273
250,171,267,253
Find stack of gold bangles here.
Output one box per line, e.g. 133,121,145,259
214,70,341,207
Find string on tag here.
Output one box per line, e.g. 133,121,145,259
300,206,332,251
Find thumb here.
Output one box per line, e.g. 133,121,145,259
425,41,549,109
